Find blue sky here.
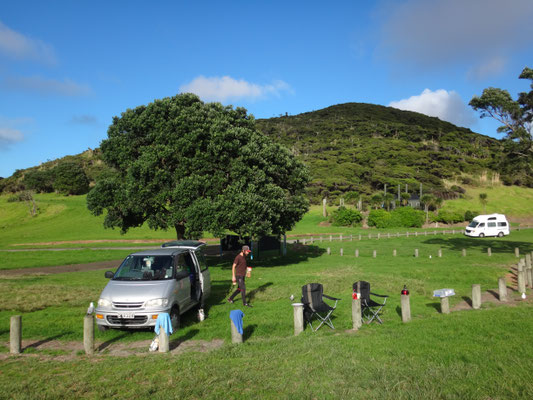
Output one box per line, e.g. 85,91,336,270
1,0,532,178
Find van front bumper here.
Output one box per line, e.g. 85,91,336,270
95,307,170,329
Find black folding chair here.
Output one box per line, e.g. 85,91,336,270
301,283,340,331
353,281,388,324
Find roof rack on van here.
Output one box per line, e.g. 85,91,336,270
161,240,205,248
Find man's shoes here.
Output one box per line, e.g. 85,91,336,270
227,299,234,304
244,303,253,308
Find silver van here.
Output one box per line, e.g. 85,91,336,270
95,241,211,332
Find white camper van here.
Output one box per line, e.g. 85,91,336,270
464,214,510,238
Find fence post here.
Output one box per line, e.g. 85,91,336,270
350,234,353,242
393,249,397,257
339,234,343,242
438,249,442,258
406,232,409,238
159,329,170,352
518,270,526,294
340,248,343,256
414,249,419,258
401,294,411,323
377,233,380,239
472,284,481,309
462,249,466,257
487,247,492,257
327,247,331,255
373,250,377,258
515,247,520,258
355,249,359,257
231,320,243,343
83,315,94,355
329,235,332,242
352,298,362,331
10,315,22,354
358,234,362,241
292,303,304,336
498,277,508,302
440,297,450,314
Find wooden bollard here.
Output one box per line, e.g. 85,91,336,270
415,231,418,237
518,260,524,273
518,270,526,294
352,298,362,330
396,232,400,237
329,235,332,242
231,320,243,343
526,254,532,269
358,234,362,241
401,294,411,323
340,248,343,256
293,303,304,336
425,231,428,236
414,249,419,258
368,233,372,239
406,232,409,237
440,297,450,314
387,233,390,238
438,249,442,258
83,315,94,355
340,234,343,242
159,329,170,352
433,230,437,235
355,249,359,257
498,277,508,302
462,249,466,257
350,234,353,242
320,236,323,242
10,315,22,354
487,247,492,257
327,247,331,255
377,233,380,239
393,249,397,257
515,247,520,258
472,284,481,309
373,250,377,258
302,238,306,245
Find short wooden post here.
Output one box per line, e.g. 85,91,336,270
425,231,427,236
438,249,442,258
358,234,362,241
462,249,466,257
393,249,397,257
377,233,380,239
527,267,533,288
387,233,390,238
339,234,343,242
452,229,455,235
414,249,419,258
355,249,359,257
327,247,331,255
415,231,418,237
401,294,411,323
368,233,372,239
526,254,532,269
406,231,409,237
517,270,526,294
472,284,481,309
320,236,323,242
440,297,450,314
487,247,492,257
396,232,400,237
498,277,508,302
159,329,170,352
340,248,343,256
352,298,362,330
302,238,306,245
231,320,243,343
10,315,22,354
350,234,353,242
83,315,94,355
373,250,377,258
293,303,304,336
515,247,520,258
329,235,332,242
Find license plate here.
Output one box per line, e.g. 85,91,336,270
120,312,135,319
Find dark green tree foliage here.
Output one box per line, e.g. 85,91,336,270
329,206,363,226
23,169,55,193
87,93,309,240
53,161,90,195
367,207,424,228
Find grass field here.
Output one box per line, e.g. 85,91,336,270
1,230,533,398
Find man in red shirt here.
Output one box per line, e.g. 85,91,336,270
228,245,253,307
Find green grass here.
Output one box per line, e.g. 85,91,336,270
1,231,533,398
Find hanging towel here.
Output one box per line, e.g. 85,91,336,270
155,312,173,336
229,309,244,334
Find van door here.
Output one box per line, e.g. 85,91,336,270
486,221,498,236
194,248,211,306
174,253,192,310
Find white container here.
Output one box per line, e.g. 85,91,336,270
433,288,455,297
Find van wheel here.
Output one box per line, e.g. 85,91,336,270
170,307,180,332
97,324,108,332
498,232,504,237
479,233,485,238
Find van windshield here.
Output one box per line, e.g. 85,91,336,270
468,221,479,228
114,255,174,281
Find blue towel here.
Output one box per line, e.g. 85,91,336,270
229,309,244,334
155,312,173,336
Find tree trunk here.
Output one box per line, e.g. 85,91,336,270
175,223,185,240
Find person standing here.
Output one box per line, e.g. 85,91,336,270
228,245,253,307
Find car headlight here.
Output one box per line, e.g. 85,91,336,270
98,298,112,308
145,298,169,307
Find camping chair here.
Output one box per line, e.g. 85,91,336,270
353,281,388,324
301,283,340,331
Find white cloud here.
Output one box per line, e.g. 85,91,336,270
180,76,291,102
389,89,477,128
0,126,24,149
1,76,92,96
467,57,507,80
0,21,57,65
377,0,533,73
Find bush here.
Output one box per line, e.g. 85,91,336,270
436,210,465,224
367,209,392,228
390,207,424,228
464,210,479,221
23,169,55,193
53,161,89,195
330,206,363,226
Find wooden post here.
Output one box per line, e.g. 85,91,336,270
414,249,419,258
302,238,306,245
320,236,323,242
358,234,362,241
440,297,450,314
159,329,170,352
406,231,409,238
415,231,418,237
329,235,332,242
527,267,533,288
401,294,411,323
462,249,466,257
350,234,353,242
293,303,304,336
327,247,331,255
339,234,343,242
515,247,520,258
377,233,380,239
526,254,532,269
393,249,397,257
352,298,362,331
340,248,343,256
518,270,526,294
83,315,94,355
322,198,327,217
355,249,359,257
373,250,377,258
368,233,372,239
10,315,22,354
438,249,442,258
472,284,481,309
498,277,508,302
231,320,243,343
487,247,492,257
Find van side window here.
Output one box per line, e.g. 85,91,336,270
488,222,496,227
498,222,507,227
488,217,496,220
196,249,208,272
478,223,485,228
175,254,189,279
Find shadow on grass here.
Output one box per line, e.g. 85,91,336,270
426,302,441,312
422,237,533,254
24,332,74,350
170,329,199,350
243,324,257,341
248,282,274,302
462,296,472,307
98,332,130,351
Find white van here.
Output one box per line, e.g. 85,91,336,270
465,214,510,238
95,241,211,332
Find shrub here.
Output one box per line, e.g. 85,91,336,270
367,209,392,228
23,169,55,193
53,161,89,195
390,207,424,228
464,210,479,221
330,206,363,226
436,210,465,224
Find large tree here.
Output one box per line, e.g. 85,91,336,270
87,93,310,240
469,67,533,185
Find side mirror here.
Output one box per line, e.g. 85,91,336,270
105,271,114,279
